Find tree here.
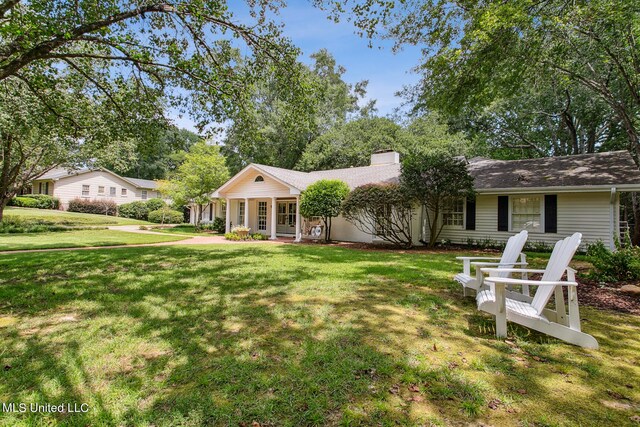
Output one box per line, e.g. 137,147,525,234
401,153,475,248
0,0,304,221
160,142,229,225
296,117,406,171
299,179,350,241
341,183,414,248
222,49,371,173
107,127,201,180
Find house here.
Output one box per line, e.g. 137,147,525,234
32,167,161,210
198,150,640,249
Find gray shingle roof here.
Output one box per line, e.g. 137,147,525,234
36,167,157,189
469,150,640,190
253,163,401,190
254,150,640,192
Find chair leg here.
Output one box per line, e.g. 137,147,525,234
495,284,507,338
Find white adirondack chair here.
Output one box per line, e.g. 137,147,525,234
454,230,529,296
477,233,598,349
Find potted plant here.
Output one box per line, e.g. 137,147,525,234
231,225,251,239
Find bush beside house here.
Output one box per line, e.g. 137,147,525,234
68,198,117,216
148,208,183,224
119,198,166,221
9,194,59,209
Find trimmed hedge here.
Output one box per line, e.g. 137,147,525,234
68,198,117,216
9,194,59,209
148,208,183,224
118,201,149,220
118,198,166,220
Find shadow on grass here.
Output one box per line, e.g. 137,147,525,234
0,244,638,426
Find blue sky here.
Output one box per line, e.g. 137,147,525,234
172,2,424,132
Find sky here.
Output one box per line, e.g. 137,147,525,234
172,2,424,133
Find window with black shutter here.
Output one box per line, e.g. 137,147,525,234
498,196,509,231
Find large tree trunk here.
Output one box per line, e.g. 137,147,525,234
632,193,640,246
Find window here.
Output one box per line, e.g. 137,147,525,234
238,201,245,226
375,204,392,236
442,198,464,227
110,187,116,197
254,175,264,182
82,185,90,197
287,202,296,226
257,201,267,231
511,196,542,232
277,202,286,225
141,190,148,200
98,186,105,194
121,188,127,196
221,202,226,217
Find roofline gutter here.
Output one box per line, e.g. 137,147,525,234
475,184,640,194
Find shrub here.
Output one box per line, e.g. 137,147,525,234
145,198,166,212
213,217,225,233
119,201,149,220
0,216,100,233
10,196,39,208
251,233,266,240
148,208,183,224
300,179,350,242
9,194,59,209
68,198,117,216
586,238,640,282
224,232,241,241
342,183,414,248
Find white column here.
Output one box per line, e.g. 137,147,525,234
295,196,301,242
225,198,231,233
244,197,249,228
270,197,277,239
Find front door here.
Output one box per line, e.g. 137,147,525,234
276,201,296,234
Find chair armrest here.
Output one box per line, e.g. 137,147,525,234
480,268,546,274
470,261,528,267
456,256,502,261
486,277,578,287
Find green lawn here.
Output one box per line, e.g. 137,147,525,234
148,225,207,236
0,229,187,251
4,207,152,226
0,244,638,426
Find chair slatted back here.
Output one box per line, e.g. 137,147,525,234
494,230,528,278
531,233,582,314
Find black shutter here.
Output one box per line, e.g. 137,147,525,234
497,196,509,231
465,198,476,230
209,204,213,221
544,195,557,233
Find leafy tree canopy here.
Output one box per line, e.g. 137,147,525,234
221,49,373,174
159,141,229,222
299,179,350,241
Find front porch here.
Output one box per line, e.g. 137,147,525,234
224,197,301,241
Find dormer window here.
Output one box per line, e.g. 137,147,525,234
254,175,264,182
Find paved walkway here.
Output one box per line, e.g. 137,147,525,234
0,231,292,254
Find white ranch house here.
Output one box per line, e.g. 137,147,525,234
193,150,640,249
31,167,161,210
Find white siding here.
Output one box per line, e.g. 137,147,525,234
220,169,295,199
432,192,615,249
50,171,157,209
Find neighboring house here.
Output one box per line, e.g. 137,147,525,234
196,150,640,249
31,167,161,210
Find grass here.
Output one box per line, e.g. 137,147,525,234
0,244,638,426
0,229,187,251
148,225,208,236
4,207,153,226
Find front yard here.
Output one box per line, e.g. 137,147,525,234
0,244,638,426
